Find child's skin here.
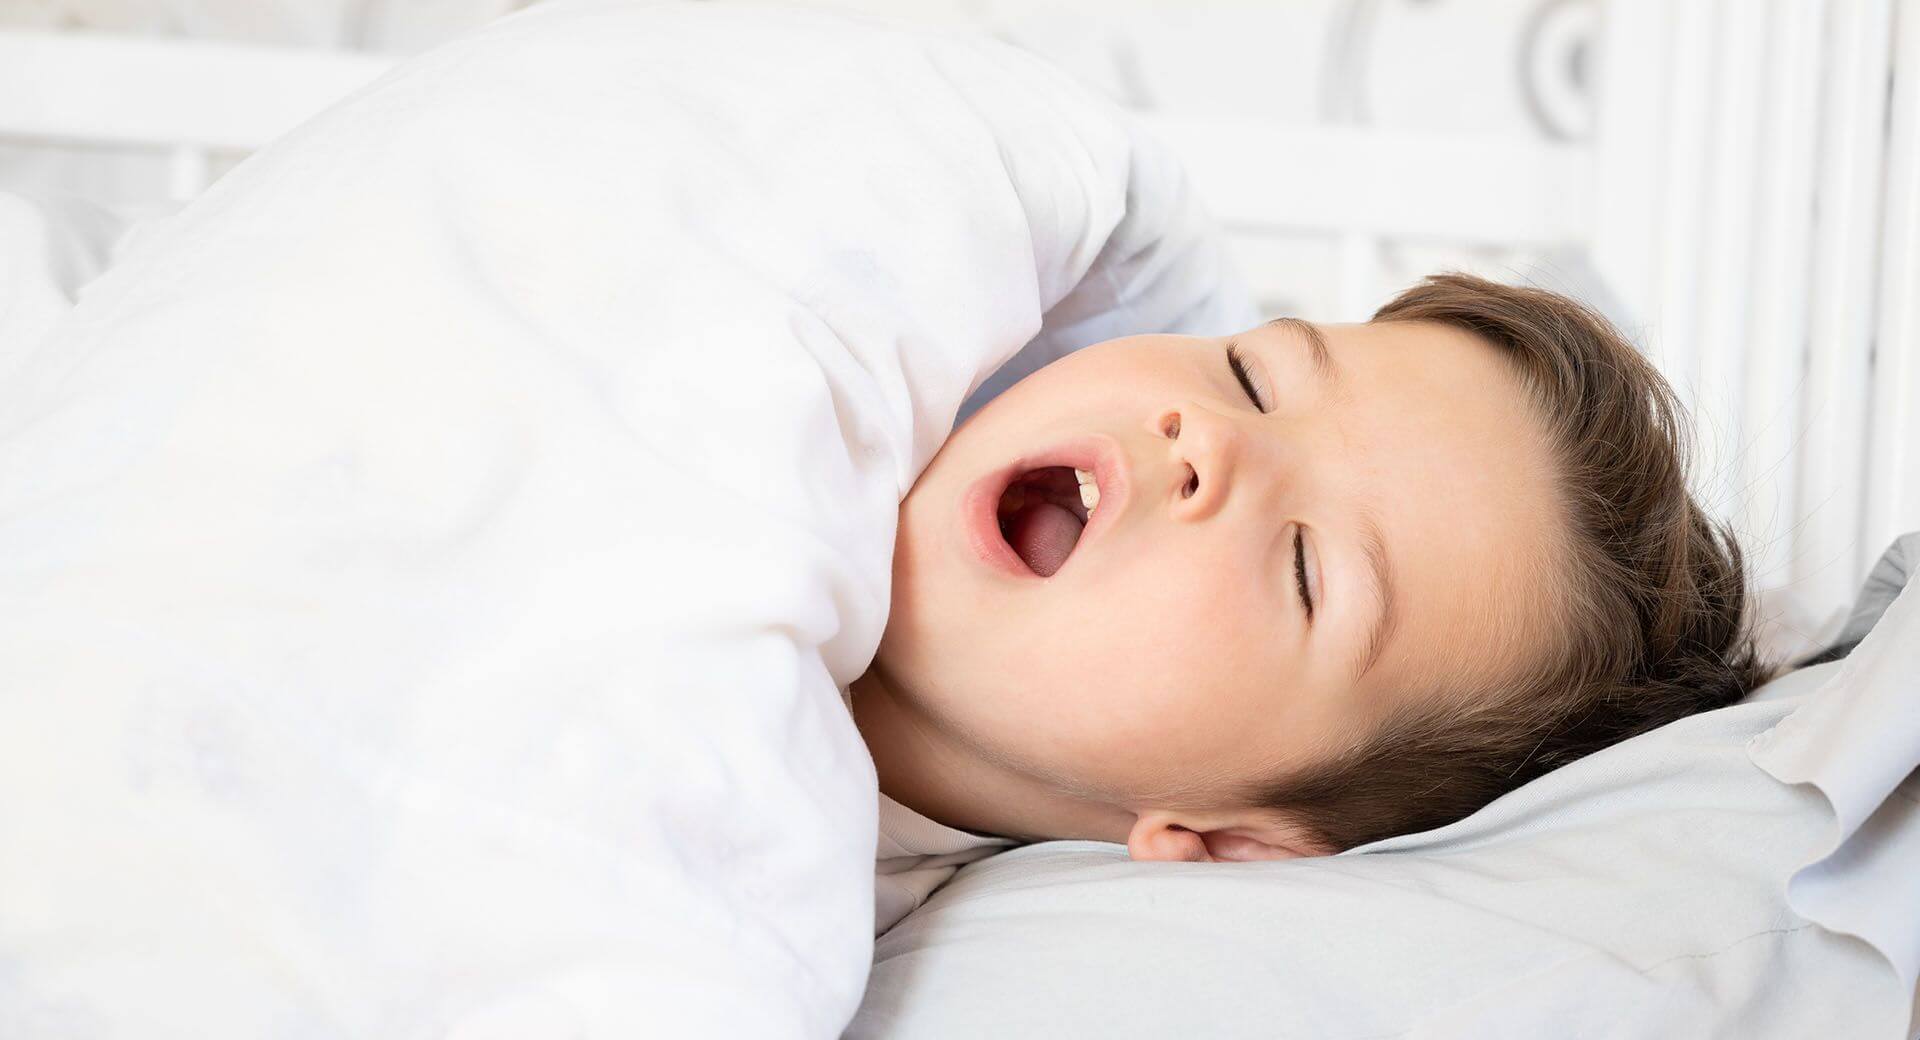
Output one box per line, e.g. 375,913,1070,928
848,318,1565,862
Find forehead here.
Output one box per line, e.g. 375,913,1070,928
1266,318,1562,698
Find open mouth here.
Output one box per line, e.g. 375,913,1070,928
995,465,1101,577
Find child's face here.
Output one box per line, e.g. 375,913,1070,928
871,318,1563,850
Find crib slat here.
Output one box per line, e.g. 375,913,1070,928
1334,234,1377,324
1589,0,1674,344
1800,0,1895,607
1695,0,1770,532
1134,116,1590,247
1864,0,1920,557
1733,0,1828,590
1650,0,1716,402
166,146,211,201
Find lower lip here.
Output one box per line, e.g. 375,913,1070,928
961,465,1041,579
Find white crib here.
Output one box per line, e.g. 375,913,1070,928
0,0,1915,660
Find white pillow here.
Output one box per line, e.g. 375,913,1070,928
853,578,1920,1039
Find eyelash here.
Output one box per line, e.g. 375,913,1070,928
1225,344,1268,413
1294,527,1314,621
1225,344,1314,621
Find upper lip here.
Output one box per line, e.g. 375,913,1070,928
987,434,1131,572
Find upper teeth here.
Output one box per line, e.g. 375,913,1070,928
1074,468,1100,514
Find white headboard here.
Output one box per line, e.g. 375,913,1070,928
1,7,1915,662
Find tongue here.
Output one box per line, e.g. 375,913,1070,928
1006,500,1084,577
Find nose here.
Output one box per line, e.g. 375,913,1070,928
1146,400,1246,522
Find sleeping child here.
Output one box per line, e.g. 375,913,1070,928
849,270,1788,936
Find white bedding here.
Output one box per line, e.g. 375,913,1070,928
0,3,1252,1036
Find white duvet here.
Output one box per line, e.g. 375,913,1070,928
0,4,1252,1036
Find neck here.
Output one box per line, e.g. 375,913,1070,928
847,664,1136,845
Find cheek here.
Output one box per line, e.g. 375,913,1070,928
1093,557,1282,720
1037,591,1247,755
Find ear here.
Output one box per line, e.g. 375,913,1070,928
1126,810,1332,863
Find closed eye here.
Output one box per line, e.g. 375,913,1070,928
1294,527,1314,622
1227,343,1305,617
1226,343,1269,413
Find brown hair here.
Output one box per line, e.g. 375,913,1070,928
1240,271,1787,854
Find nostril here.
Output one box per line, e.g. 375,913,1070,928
1182,465,1198,498
1162,414,1181,439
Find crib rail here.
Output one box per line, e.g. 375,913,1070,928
0,29,1591,242
1134,115,1592,320
0,30,393,198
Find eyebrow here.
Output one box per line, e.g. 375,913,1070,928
1350,505,1400,685
1262,316,1396,684
1264,316,1347,398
